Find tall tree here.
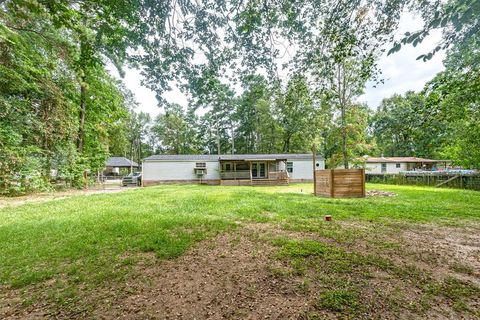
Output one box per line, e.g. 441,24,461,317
275,75,322,153
235,75,279,153
152,104,198,155
370,91,448,158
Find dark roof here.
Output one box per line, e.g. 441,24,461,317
144,154,321,161
106,157,139,167
364,157,446,163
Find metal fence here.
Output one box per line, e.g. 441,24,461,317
366,172,480,190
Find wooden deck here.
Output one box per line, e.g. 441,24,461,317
220,171,289,186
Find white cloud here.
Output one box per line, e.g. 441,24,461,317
360,12,445,109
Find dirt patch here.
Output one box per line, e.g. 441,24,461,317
94,226,311,319
338,220,480,282
400,224,480,284
366,190,397,197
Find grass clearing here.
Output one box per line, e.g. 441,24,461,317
1,183,479,318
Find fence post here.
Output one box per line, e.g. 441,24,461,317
361,169,366,197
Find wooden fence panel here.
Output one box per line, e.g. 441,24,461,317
315,169,365,198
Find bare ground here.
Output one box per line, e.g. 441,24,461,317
1,221,479,319
95,225,311,319
94,222,480,319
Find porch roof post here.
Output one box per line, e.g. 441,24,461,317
249,161,252,181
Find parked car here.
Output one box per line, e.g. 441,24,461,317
122,172,142,186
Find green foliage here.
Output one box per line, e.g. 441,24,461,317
0,1,139,194
371,91,448,157
374,20,480,168
234,75,281,153
151,74,327,156
274,75,324,153
153,104,199,154
426,32,480,168
393,0,480,61
324,104,375,168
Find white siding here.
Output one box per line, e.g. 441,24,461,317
364,162,407,174
143,160,220,181
288,159,325,180
143,157,325,182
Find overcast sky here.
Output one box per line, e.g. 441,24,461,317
116,12,445,118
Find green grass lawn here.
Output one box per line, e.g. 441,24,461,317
1,183,479,318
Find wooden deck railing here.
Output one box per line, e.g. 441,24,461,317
220,170,250,180
269,171,289,180
220,170,289,180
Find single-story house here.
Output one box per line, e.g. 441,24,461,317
142,154,325,186
104,157,139,176
356,157,450,174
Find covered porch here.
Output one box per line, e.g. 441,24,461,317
219,157,289,185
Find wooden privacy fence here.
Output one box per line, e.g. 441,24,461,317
315,169,366,198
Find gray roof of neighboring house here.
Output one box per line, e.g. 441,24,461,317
143,153,322,161
106,157,139,167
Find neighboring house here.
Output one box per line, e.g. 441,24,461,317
142,154,325,186
105,157,139,177
356,157,450,174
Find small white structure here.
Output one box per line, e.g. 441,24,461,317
357,157,449,174
142,154,324,186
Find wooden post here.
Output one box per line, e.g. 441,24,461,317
361,168,366,197
312,145,317,196
249,161,252,181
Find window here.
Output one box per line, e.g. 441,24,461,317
235,163,249,171
396,163,401,168
381,163,387,173
286,162,293,173
195,162,206,168
222,162,233,171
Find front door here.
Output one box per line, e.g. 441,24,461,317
251,162,266,179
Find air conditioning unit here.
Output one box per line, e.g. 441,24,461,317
194,168,207,176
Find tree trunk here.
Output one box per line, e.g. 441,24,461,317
138,137,142,164
341,105,349,169
283,134,291,153
77,74,87,152
216,124,221,155
230,122,235,154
